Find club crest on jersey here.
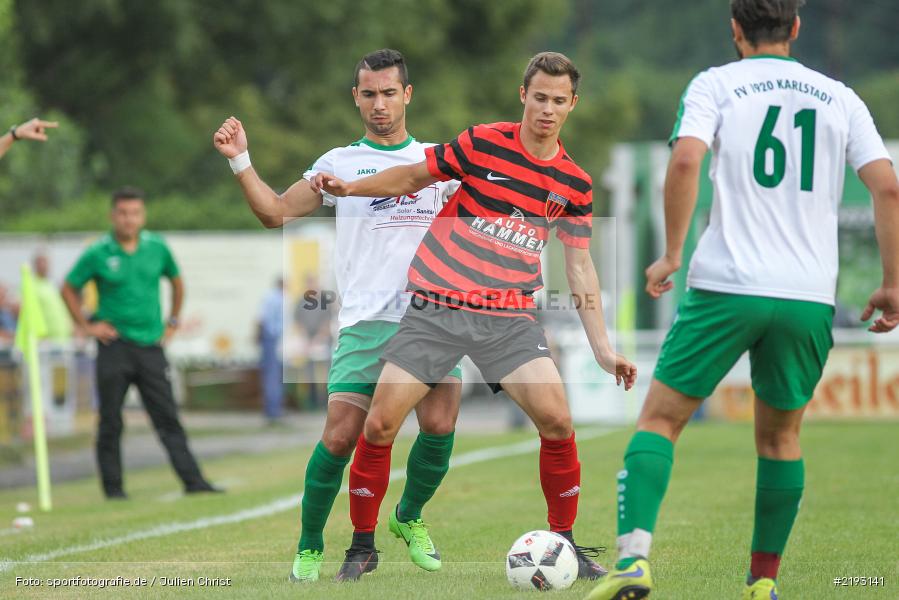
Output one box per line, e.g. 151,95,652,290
545,191,569,223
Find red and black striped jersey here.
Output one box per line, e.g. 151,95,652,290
408,121,592,316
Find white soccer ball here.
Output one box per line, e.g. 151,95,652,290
506,530,578,591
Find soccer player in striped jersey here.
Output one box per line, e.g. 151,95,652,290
315,52,638,580
587,2,899,599
214,49,464,583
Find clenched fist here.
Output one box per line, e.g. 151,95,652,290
213,116,248,158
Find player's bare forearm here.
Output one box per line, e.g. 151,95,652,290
169,276,184,321
663,137,707,263
234,167,283,227
564,246,612,356
1,118,57,159
215,115,321,226
61,283,90,330
347,161,436,198
0,132,12,159
860,159,899,287
235,169,322,228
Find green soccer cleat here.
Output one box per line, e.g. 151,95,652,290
388,506,441,571
584,558,652,600
288,549,324,583
742,577,779,600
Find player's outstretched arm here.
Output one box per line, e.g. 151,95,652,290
564,245,637,390
213,116,322,228
645,136,708,298
312,160,436,198
859,158,899,333
0,117,58,160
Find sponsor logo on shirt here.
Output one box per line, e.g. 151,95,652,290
370,184,443,229
356,168,378,175
370,193,421,212
468,215,546,256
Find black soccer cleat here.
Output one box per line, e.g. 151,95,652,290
334,546,379,582
573,543,609,580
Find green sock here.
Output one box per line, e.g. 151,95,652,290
616,431,674,569
752,457,804,554
298,442,351,552
397,431,455,522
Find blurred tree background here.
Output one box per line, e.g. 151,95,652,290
1,0,896,231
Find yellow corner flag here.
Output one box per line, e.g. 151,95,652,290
14,264,52,511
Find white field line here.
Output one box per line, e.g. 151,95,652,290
0,428,617,572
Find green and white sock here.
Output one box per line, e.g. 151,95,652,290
616,431,674,569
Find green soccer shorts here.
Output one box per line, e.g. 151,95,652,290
654,288,834,410
327,319,462,399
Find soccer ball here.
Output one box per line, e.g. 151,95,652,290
505,530,578,591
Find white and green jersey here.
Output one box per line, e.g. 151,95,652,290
671,55,891,305
303,136,459,330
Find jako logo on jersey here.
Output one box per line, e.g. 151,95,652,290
357,168,377,175
349,488,375,497
510,207,525,220
559,486,580,497
469,215,545,253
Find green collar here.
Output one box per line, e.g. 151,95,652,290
354,135,415,151
106,230,144,254
745,54,797,62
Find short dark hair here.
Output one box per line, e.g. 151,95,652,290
730,0,804,46
111,186,145,206
523,52,580,95
354,49,409,87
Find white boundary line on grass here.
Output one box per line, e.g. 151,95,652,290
0,427,617,572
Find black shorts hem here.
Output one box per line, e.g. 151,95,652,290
379,353,441,389
482,347,553,394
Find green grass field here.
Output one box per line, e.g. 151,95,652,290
1,422,896,599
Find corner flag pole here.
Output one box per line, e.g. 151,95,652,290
14,264,52,511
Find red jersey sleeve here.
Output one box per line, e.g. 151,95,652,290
555,188,593,248
424,127,476,181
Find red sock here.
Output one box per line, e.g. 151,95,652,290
348,434,393,533
539,433,580,532
750,552,781,581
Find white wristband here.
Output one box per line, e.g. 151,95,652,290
228,151,251,174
